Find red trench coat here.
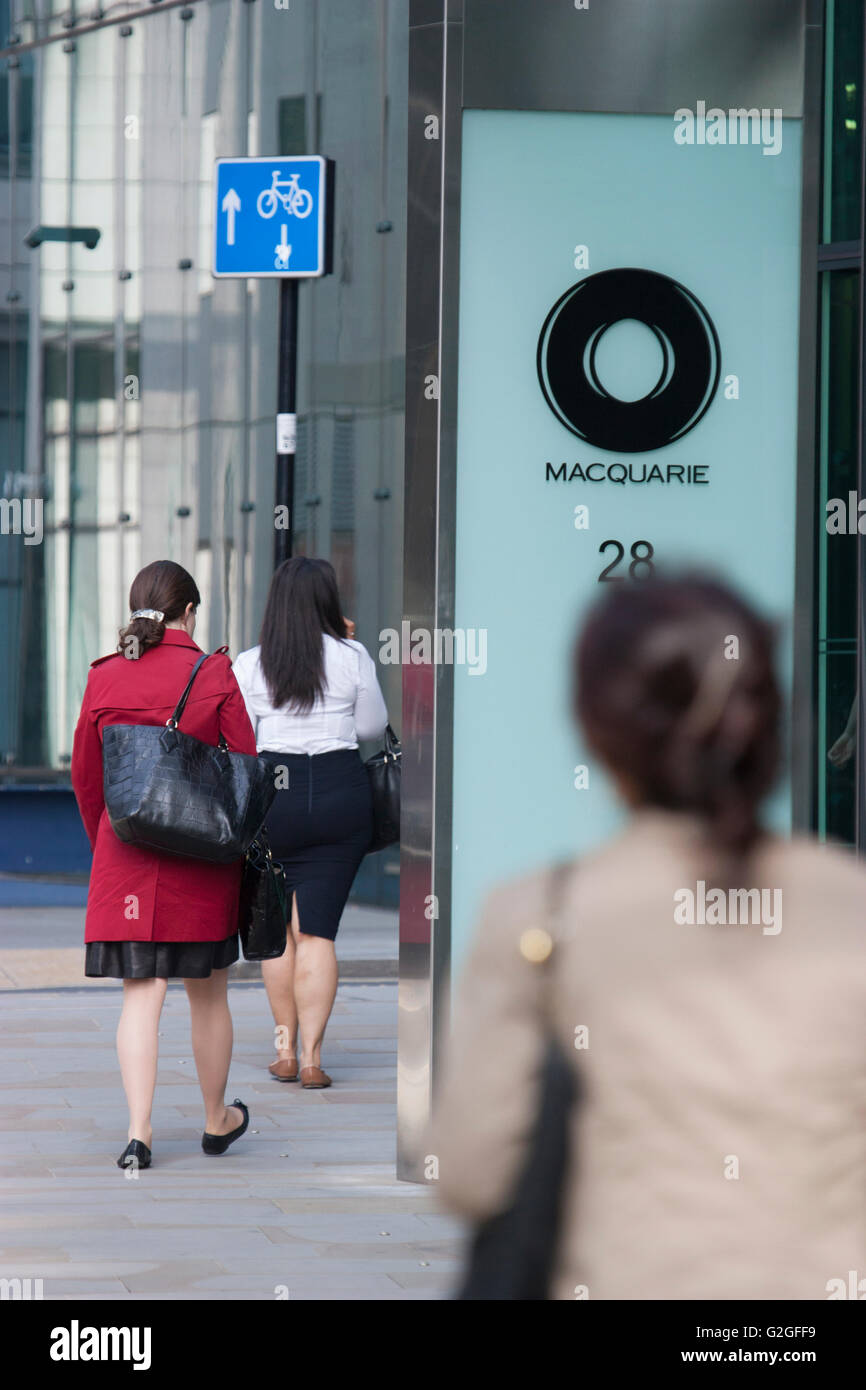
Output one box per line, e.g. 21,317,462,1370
71,629,257,944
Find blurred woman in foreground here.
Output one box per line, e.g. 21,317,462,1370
432,575,866,1300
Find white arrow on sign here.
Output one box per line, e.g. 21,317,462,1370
221,187,241,245
275,224,292,270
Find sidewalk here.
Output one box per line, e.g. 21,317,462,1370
0,908,464,1301
0,901,398,989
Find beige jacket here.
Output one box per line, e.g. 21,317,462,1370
432,810,866,1300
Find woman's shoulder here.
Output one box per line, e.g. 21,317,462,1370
201,646,239,688
232,645,262,677
323,634,369,664
83,651,125,698
325,635,376,668
469,864,573,957
231,646,274,706
89,650,123,672
760,831,866,898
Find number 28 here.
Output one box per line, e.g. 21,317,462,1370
597,539,655,582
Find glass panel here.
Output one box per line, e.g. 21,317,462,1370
816,268,860,846
823,0,865,244
279,96,307,156
0,49,33,180
0,329,30,768
451,107,804,974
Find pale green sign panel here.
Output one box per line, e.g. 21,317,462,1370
451,109,803,977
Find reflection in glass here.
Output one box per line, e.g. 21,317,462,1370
823,0,865,244
817,270,860,846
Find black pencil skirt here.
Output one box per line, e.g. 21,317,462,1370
259,748,373,942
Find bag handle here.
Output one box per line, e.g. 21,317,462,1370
165,653,209,730
165,646,229,735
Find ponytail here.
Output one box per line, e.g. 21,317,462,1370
117,560,201,656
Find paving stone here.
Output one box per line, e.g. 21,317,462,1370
121,1259,227,1292
386,1269,459,1291
43,1280,134,1298
0,1213,134,1231
0,1017,102,1033
127,1200,286,1226
0,1245,71,1261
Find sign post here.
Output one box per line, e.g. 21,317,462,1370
213,155,334,566
275,279,299,568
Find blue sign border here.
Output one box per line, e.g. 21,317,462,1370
212,155,330,279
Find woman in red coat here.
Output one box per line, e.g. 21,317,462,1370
71,560,257,1172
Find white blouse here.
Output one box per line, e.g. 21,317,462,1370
232,636,388,755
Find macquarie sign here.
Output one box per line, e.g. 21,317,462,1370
448,109,803,976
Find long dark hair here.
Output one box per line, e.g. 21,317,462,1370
117,560,201,655
259,557,346,712
574,574,781,863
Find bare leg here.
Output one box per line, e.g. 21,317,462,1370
117,977,167,1146
184,968,242,1135
261,914,298,1060
293,895,338,1070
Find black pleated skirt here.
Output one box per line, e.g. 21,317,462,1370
85,934,239,980
259,748,373,942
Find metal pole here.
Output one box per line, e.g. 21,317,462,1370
274,277,299,568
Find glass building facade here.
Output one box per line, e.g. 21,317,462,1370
0,0,407,903
397,0,866,1173
816,0,864,848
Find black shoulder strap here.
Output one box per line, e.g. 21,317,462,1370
165,652,211,729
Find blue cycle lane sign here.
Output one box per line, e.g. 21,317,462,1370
213,155,333,278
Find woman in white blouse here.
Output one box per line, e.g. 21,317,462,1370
233,557,388,1087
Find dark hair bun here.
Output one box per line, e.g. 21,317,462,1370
117,561,200,656
574,573,780,862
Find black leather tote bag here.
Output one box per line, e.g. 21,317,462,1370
102,652,277,863
365,722,401,852
238,830,289,961
457,1040,575,1300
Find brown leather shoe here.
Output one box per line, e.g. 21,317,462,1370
268,1058,299,1082
299,1065,332,1089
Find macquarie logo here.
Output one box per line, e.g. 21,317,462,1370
537,268,721,454
49,1320,152,1371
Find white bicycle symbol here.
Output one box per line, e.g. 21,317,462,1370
257,170,313,220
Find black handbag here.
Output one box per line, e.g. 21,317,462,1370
238,830,289,961
365,722,401,852
457,863,577,1301
102,651,277,863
